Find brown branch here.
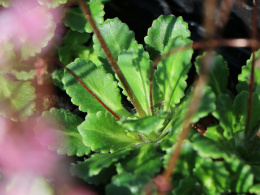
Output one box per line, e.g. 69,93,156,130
215,0,236,30
79,0,146,118
156,2,218,193
245,0,259,136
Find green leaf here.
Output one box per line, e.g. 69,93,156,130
119,143,162,177
52,69,65,90
41,108,91,156
194,158,229,193
249,184,260,194
64,30,91,45
164,140,197,177
78,111,140,152
204,125,227,143
62,58,131,117
144,15,190,59
172,178,204,195
93,18,136,72
225,158,254,193
38,0,67,8
155,36,193,112
65,1,104,33
213,94,234,141
190,132,232,159
160,86,216,149
58,30,96,65
252,165,260,181
71,148,131,185
237,49,260,95
0,75,35,121
12,70,36,81
106,172,150,195
0,0,13,7
195,53,229,96
232,91,260,134
117,43,155,115
119,112,167,136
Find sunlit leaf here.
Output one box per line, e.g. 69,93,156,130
93,18,136,73
41,108,91,156
62,58,131,117
155,36,193,112
78,111,140,152
237,49,260,95
144,15,190,59
119,112,167,137
225,158,254,193
194,158,229,193
117,43,163,115
249,184,260,194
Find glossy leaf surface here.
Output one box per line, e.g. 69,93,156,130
144,15,190,59
63,58,130,117
117,43,157,115
237,49,260,95
155,36,193,111
78,112,140,152
194,158,229,193
93,18,136,64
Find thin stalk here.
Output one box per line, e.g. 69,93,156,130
79,0,146,118
215,0,236,30
245,0,258,136
156,2,216,193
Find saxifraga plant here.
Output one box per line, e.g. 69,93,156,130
41,0,260,194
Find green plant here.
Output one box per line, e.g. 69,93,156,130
40,1,260,194
1,0,260,194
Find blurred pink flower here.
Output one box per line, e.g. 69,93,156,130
0,116,59,177
0,0,64,61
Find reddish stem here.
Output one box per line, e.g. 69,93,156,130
79,0,146,118
245,0,258,136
